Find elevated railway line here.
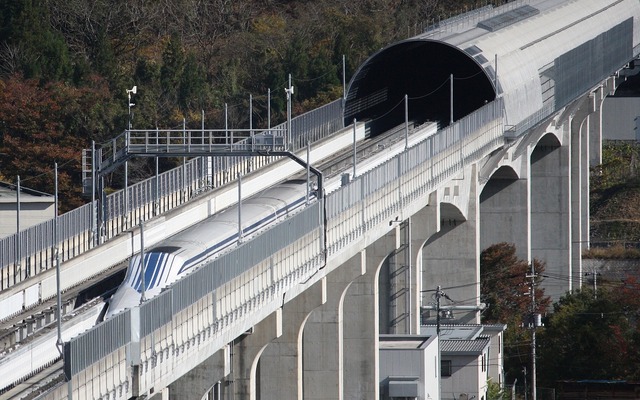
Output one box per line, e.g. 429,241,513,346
0,117,437,397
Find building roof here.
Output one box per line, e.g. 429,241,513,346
379,334,436,350
441,337,491,355
421,323,507,340
0,181,54,204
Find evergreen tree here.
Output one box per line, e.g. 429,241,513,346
3,0,72,81
161,33,185,107
179,52,208,112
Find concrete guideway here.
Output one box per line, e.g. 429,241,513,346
4,112,437,397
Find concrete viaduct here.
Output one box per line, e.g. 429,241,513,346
20,0,640,399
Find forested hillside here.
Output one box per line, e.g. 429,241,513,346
590,142,640,248
0,0,493,211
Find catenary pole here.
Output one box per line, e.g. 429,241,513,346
55,163,63,356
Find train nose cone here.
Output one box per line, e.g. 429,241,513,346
105,285,141,319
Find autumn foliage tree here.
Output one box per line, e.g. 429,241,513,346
0,75,117,211
480,243,551,383
481,242,550,322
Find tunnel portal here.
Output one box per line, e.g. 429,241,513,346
344,40,496,135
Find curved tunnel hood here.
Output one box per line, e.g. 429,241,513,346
344,0,640,137
344,39,496,134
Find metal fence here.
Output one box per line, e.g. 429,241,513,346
64,200,323,379
64,309,131,377
421,0,532,39
290,99,345,149
140,290,173,338
326,98,504,220
0,99,343,291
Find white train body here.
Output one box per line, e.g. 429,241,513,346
106,180,312,318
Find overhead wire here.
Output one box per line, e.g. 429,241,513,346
293,70,336,83
369,96,408,122
362,72,466,123
17,158,77,184
407,76,451,101
420,263,635,314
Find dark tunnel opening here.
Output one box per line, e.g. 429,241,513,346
344,40,496,136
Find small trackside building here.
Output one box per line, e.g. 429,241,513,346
0,181,54,239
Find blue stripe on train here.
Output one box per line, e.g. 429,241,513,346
134,252,169,293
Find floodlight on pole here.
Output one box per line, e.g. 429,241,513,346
285,75,294,150
127,85,137,130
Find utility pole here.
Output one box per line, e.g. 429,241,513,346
522,366,528,400
54,163,63,357
126,86,137,130
434,286,452,336
585,271,600,299
526,263,540,400
436,285,442,335
140,222,146,304
435,285,448,400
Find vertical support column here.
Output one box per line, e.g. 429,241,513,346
379,221,411,335
581,110,592,266
480,159,530,262
570,96,591,291
530,134,571,302
303,252,365,400
593,76,616,166
233,310,282,399
423,165,481,324
344,254,379,400
257,278,326,400
570,114,582,292
410,191,440,331
583,93,597,291
168,348,228,400
343,228,398,400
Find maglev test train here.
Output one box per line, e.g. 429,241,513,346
105,179,314,319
